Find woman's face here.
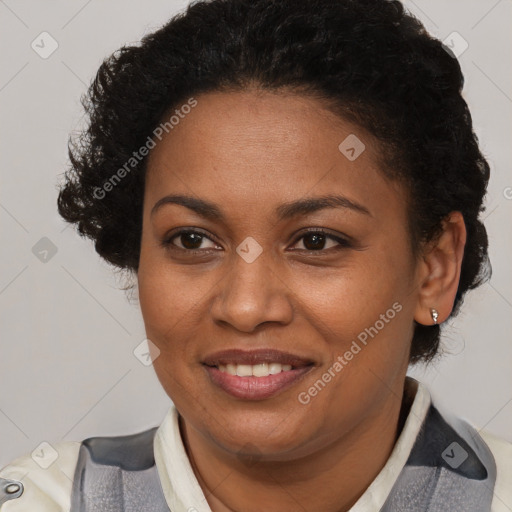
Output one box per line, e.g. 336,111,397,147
137,89,422,460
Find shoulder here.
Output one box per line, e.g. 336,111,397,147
446,403,512,512
0,440,80,511
479,429,512,512
444,407,512,512
377,381,512,512
0,425,162,511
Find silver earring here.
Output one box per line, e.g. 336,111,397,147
430,308,439,325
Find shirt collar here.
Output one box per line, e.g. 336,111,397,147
348,377,431,510
153,376,432,512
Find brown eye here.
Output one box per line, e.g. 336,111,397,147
177,232,205,249
162,229,220,252
301,233,329,250
291,229,352,252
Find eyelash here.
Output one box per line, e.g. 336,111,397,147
160,228,352,255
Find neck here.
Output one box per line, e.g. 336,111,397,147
180,379,415,512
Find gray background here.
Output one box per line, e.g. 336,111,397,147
1,0,511,468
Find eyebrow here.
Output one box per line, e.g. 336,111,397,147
150,193,371,221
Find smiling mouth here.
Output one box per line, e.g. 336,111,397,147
203,363,314,400
202,348,314,368
201,348,315,400
207,362,304,377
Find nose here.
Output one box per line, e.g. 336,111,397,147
210,250,294,333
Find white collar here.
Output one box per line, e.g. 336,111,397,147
153,377,432,512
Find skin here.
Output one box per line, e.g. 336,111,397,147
137,88,466,512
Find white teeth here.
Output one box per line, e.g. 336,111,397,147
217,362,294,377
236,364,253,377
252,363,269,377
269,362,281,375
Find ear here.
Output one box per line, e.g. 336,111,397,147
413,211,467,325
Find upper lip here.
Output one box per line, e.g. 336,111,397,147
202,349,314,368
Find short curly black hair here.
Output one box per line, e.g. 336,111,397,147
57,0,491,364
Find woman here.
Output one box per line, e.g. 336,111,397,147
1,0,510,510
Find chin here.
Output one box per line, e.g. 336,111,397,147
199,410,319,460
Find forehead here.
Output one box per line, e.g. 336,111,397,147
144,89,405,222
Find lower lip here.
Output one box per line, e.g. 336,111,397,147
203,365,314,400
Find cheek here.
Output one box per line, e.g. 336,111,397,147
137,256,224,402
295,276,412,434
137,247,212,339
296,244,415,406
306,284,411,385
297,250,410,337
138,266,201,393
